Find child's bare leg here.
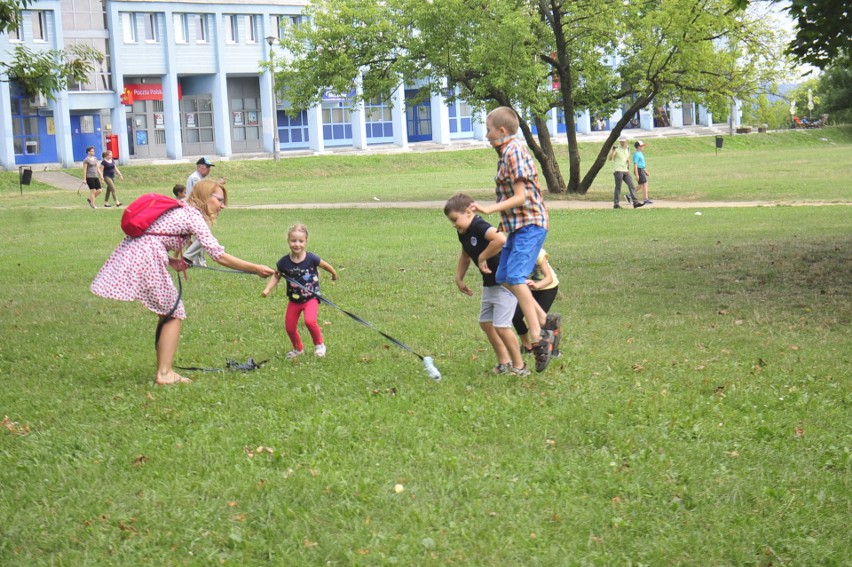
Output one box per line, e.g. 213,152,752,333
481,321,510,365
506,283,546,342
495,326,524,369
155,317,190,384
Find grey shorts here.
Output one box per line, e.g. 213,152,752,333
637,168,647,184
479,285,518,327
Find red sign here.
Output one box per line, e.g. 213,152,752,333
121,83,182,105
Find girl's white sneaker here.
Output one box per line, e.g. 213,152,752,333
314,344,326,357
286,349,304,360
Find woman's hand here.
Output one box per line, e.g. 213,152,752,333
255,264,276,278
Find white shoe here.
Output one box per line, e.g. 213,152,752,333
314,344,326,357
286,349,304,360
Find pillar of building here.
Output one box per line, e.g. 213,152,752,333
639,105,654,130
52,93,74,168
429,81,450,145
308,104,325,153
669,101,684,128
698,106,713,126
576,109,591,134
0,77,15,169
472,109,487,142
391,85,408,150
351,74,367,150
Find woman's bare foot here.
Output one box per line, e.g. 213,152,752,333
155,371,191,385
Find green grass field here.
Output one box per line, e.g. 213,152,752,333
0,131,850,565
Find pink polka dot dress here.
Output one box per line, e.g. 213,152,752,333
91,206,225,319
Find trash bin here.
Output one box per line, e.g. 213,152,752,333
715,136,724,149
106,134,119,158
19,166,32,196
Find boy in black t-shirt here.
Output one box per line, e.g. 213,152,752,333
444,193,529,376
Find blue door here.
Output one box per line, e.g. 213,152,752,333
405,89,432,142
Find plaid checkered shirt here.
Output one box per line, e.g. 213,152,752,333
494,137,549,233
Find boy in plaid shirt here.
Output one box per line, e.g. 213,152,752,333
472,106,561,372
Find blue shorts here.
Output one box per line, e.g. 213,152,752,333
495,224,547,286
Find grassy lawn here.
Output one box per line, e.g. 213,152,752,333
0,132,850,565
1,126,851,207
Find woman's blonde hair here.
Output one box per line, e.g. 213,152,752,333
185,179,227,225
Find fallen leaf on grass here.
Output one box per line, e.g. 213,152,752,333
244,446,274,458
357,549,370,555
795,425,805,438
725,451,740,458
231,514,247,522
228,501,238,508
631,364,644,372
303,539,318,548
2,416,30,436
545,439,556,448
132,455,148,467
118,518,138,534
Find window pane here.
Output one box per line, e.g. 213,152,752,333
246,126,259,140
200,129,214,142
199,113,213,127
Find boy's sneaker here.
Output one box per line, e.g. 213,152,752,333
644,199,653,205
534,330,555,372
492,363,510,375
314,344,326,357
286,349,304,360
510,364,530,377
625,194,634,205
633,201,645,208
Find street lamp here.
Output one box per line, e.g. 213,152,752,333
266,35,279,161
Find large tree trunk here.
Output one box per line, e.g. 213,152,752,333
516,114,565,193
578,92,656,193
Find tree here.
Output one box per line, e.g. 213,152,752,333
734,0,852,70
278,0,786,193
817,52,852,123
1,0,99,99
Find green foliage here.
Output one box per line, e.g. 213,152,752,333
0,43,100,99
0,0,29,35
817,52,852,124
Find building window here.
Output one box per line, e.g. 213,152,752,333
225,15,238,44
247,15,258,43
144,13,159,43
122,13,137,43
174,14,188,44
7,19,22,40
194,14,208,43
32,11,47,41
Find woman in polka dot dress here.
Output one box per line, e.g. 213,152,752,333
91,179,275,385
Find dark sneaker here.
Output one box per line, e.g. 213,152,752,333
534,330,555,372
613,204,622,209
644,199,653,205
633,201,645,208
625,194,633,205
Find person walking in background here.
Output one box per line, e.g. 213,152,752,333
99,150,123,207
184,158,224,266
262,224,339,360
90,179,275,385
512,248,561,357
172,184,187,201
445,193,528,377
82,146,102,209
471,106,560,373
632,140,652,205
608,137,643,209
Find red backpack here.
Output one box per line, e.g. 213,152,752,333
121,193,185,237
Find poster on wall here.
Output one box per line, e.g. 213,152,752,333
233,111,244,126
186,113,196,128
154,113,165,129
136,130,148,146
246,111,258,126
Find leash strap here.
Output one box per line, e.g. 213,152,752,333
280,274,424,360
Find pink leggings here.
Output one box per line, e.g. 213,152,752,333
285,299,323,351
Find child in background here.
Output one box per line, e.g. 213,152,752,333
472,106,560,373
172,184,187,201
262,224,338,359
99,150,123,207
512,248,561,356
445,193,528,376
632,140,652,205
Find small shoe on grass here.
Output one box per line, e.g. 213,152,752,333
510,364,530,377
315,344,326,357
492,363,510,375
104,203,112,207
286,349,304,360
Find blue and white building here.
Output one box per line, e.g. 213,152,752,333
1,0,718,170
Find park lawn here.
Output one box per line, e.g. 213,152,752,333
1,126,850,207
0,204,849,565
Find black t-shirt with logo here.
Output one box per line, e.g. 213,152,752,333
458,215,501,287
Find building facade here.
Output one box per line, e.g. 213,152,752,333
1,0,719,170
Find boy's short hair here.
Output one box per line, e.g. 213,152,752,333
172,184,186,197
444,193,475,216
487,106,519,135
